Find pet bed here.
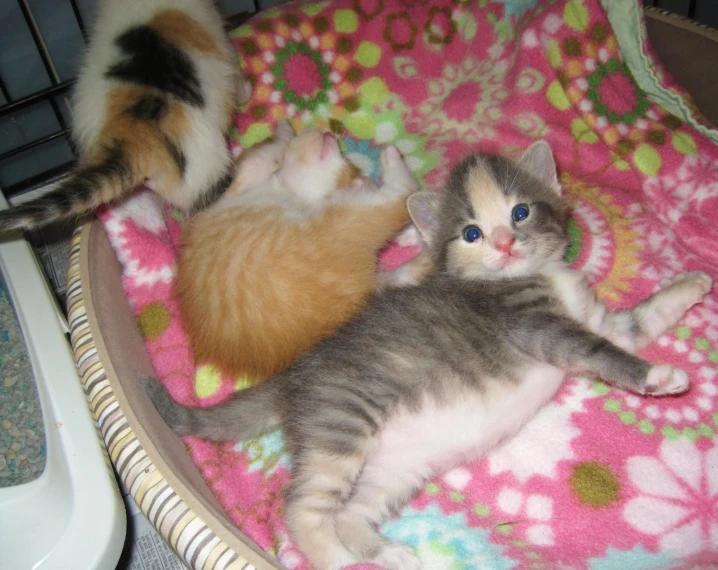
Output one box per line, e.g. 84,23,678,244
68,1,718,569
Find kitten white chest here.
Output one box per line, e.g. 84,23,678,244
370,365,565,478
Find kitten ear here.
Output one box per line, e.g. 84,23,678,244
518,141,560,194
275,118,296,143
407,192,441,244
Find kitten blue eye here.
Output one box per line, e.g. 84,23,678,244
463,225,482,243
512,204,530,222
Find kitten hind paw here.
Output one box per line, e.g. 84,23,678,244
373,544,422,570
644,364,689,396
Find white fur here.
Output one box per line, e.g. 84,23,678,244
71,0,238,210
541,264,596,322
331,366,564,570
544,265,713,357
646,365,689,394
367,366,565,480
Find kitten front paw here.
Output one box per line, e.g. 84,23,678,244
667,271,713,300
395,225,423,248
380,146,418,196
644,364,689,396
377,253,433,291
373,543,422,570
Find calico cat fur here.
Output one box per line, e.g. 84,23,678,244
0,0,250,233
143,141,712,570
178,120,429,380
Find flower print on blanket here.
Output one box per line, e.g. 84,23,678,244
97,0,718,568
624,438,718,561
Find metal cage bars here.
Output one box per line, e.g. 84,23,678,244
0,0,86,200
0,0,262,201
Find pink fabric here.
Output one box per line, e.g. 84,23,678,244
97,1,718,568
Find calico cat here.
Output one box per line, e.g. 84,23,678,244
143,141,712,570
177,120,427,380
0,0,251,233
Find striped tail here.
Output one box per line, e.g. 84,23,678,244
138,375,281,442
0,147,135,233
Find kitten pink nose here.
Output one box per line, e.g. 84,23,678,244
491,227,514,254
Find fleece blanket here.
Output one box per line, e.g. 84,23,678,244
97,0,718,568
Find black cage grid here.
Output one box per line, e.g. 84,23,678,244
0,0,260,203
0,0,85,202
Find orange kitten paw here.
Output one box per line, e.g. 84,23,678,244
380,145,405,173
380,146,417,196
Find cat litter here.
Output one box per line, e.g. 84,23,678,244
0,287,46,487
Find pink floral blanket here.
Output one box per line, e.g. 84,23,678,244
97,0,718,568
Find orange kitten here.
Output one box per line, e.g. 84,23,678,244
177,122,424,381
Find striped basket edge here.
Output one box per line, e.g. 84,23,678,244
66,224,259,570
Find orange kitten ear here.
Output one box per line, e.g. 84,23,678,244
518,140,560,194
236,74,253,105
275,118,296,143
407,192,441,245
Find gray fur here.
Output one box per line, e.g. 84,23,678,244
142,141,706,570
138,375,280,441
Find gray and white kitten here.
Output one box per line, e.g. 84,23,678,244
142,141,712,570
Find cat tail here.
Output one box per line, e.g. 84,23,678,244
139,376,281,442
0,146,138,233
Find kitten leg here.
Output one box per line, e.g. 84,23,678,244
516,315,689,396
394,224,423,248
334,461,423,570
378,146,419,201
585,271,712,353
352,146,418,207
627,271,712,349
335,148,420,253
364,151,429,290
225,120,295,195
283,450,365,570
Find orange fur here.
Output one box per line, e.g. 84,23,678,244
176,127,419,381
177,137,411,381
89,85,190,201
178,199,410,380
335,162,362,189
149,10,222,56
